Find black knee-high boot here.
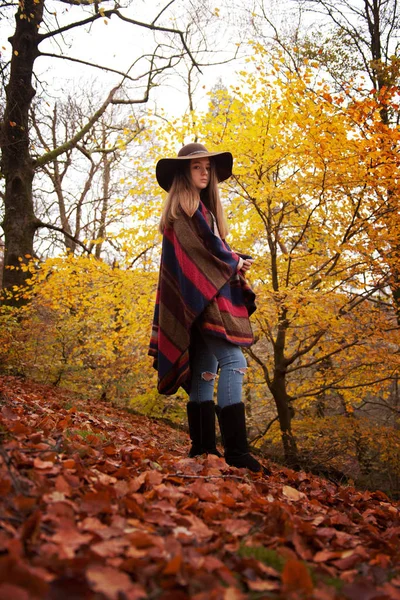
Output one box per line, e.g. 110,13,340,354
216,402,269,474
187,401,222,457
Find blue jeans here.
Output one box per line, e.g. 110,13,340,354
189,333,247,408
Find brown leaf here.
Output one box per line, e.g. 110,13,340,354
54,475,72,496
223,519,252,537
247,579,280,592
281,558,313,594
14,496,37,512
332,552,360,571
188,479,217,501
202,555,226,572
33,457,54,470
128,531,160,549
145,470,163,486
341,581,386,600
91,537,130,557
0,583,30,600
0,478,12,496
291,529,313,561
145,509,176,527
80,490,113,515
220,493,236,507
1,406,19,420
86,565,145,600
163,553,182,575
0,556,50,597
204,455,227,470
223,587,246,600
20,509,41,545
282,485,306,501
51,524,93,559
180,514,214,541
313,549,341,562
9,422,30,435
378,583,400,599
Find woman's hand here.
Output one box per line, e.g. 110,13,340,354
241,258,254,272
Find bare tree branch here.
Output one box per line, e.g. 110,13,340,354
39,9,116,40
38,52,143,82
152,0,176,25
113,9,203,74
35,221,92,254
34,86,120,168
250,416,279,444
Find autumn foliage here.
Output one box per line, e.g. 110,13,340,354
0,254,159,399
1,47,400,492
1,375,400,600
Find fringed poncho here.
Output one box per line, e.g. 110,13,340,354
148,201,256,395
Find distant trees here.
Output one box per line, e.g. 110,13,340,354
152,42,400,465
0,0,217,300
30,92,144,260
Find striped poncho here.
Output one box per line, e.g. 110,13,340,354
148,201,256,395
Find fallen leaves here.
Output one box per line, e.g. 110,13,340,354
281,558,314,594
86,565,146,600
282,484,307,502
0,375,399,599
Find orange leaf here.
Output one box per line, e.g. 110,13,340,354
33,457,54,469
9,422,30,435
313,549,341,562
0,478,12,496
223,519,252,537
128,531,158,549
0,583,30,600
20,509,41,545
163,553,182,575
86,565,142,600
14,496,37,512
247,579,280,592
282,485,306,501
80,490,112,515
281,559,313,594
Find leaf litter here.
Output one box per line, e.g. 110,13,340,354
0,376,399,599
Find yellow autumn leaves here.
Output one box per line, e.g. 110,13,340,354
1,45,399,479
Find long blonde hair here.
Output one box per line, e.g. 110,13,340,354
159,159,228,239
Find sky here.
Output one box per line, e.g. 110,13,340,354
1,0,257,117
1,0,313,121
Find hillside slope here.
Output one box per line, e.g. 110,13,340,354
0,376,399,600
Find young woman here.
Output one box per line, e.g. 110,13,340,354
149,142,267,473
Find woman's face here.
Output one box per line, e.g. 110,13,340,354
189,157,210,192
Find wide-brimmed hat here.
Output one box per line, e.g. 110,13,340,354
156,142,233,192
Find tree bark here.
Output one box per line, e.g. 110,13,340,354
50,105,75,253
270,311,299,467
1,0,44,302
95,123,111,259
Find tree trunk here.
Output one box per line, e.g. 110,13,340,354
270,369,298,467
271,310,299,467
1,0,44,302
95,124,110,259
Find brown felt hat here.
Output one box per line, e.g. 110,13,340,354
156,142,233,192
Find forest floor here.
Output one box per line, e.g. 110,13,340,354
0,375,399,600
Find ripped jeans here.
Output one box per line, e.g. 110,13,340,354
189,332,247,408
